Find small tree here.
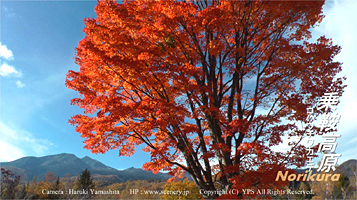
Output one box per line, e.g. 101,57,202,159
162,179,202,200
0,168,21,199
55,176,61,190
311,172,338,200
334,174,350,199
18,184,27,199
295,182,314,200
78,168,95,198
33,172,59,199
48,176,62,199
32,175,37,183
27,176,40,199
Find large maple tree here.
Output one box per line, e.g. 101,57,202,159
66,0,345,198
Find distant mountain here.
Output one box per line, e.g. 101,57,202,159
6,154,353,185
291,159,357,185
116,167,170,181
81,156,120,175
0,153,171,182
0,153,88,180
293,159,356,174
337,159,357,179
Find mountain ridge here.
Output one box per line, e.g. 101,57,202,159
0,153,171,182
1,153,355,184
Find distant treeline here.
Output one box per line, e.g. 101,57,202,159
1,167,356,199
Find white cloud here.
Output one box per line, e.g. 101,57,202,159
0,42,14,60
2,6,17,18
16,80,25,88
0,140,25,162
0,121,53,162
0,62,22,77
0,42,24,87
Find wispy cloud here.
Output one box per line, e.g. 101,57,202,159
2,6,16,18
0,62,22,77
0,42,25,87
0,42,13,60
0,140,25,162
16,80,25,88
0,121,53,162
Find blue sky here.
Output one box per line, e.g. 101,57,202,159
0,0,356,171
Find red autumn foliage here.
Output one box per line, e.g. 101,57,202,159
66,0,345,198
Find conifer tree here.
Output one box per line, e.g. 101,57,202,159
78,169,94,190
78,168,95,198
